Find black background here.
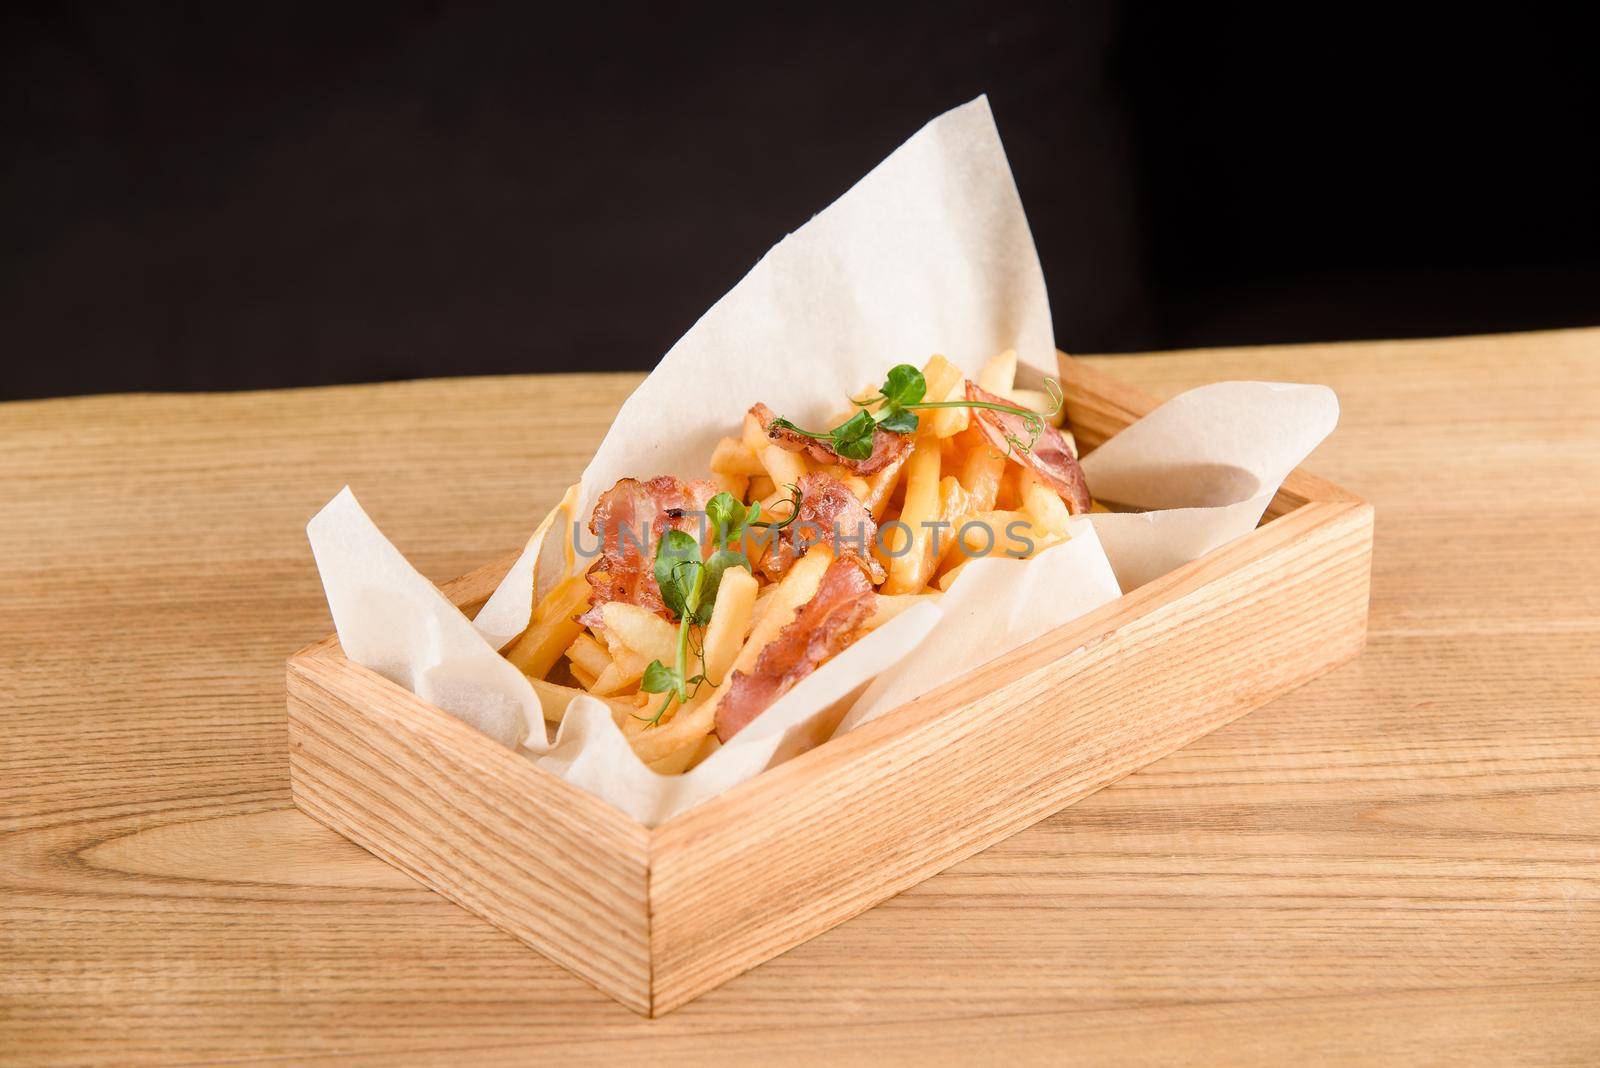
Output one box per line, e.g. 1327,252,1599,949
4,3,1596,400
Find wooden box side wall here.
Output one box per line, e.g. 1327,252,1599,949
647,498,1373,1013
288,654,654,1013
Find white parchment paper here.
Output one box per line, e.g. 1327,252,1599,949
1081,381,1339,590
305,97,1336,826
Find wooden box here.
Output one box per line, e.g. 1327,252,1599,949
286,355,1373,1017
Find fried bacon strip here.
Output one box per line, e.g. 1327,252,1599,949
750,401,912,476
756,472,887,585
713,556,877,741
580,475,715,627
966,381,1092,514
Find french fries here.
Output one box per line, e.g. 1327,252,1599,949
741,410,769,453
757,443,809,497
1018,469,1072,538
528,677,634,725
862,450,908,520
921,354,969,438
702,566,757,684
1009,387,1067,430
505,350,1088,774
503,574,590,677
935,558,970,591
882,435,940,595
600,602,679,665
956,426,1004,512
978,349,1017,396
711,437,766,476
711,471,749,499
564,632,612,680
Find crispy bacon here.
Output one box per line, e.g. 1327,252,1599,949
750,402,912,476
580,475,716,627
714,556,877,741
966,381,1092,514
756,472,886,585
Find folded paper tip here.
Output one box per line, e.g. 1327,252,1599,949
307,484,358,537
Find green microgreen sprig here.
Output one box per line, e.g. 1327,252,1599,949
635,485,804,726
769,364,1064,460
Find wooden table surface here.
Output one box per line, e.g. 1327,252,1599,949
3,328,1597,1066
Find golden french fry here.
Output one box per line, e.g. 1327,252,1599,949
995,463,1023,509
528,677,633,725
747,474,775,502
629,688,714,764
684,733,720,771
758,442,809,494
956,428,1004,513
748,582,779,630
758,487,794,517
711,471,749,499
702,565,757,684
564,631,612,681
931,475,971,572
935,558,969,591
921,353,969,438
977,349,1017,396
1019,469,1072,539
568,660,599,691
955,510,1029,557
711,436,766,475
727,547,831,677
882,436,940,595
862,450,909,521
502,574,590,678
1008,387,1067,431
742,410,768,453
600,602,679,665
592,656,650,696
939,436,959,466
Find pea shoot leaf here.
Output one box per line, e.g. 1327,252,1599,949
876,407,919,434
640,659,681,694
653,529,702,620
828,410,877,460
699,548,751,623
880,364,927,407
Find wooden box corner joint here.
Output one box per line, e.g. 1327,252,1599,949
286,355,1374,1017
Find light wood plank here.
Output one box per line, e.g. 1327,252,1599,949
2,328,1597,1063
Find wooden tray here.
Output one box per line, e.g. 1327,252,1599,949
286,355,1373,1017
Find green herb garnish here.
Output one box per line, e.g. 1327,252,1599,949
770,364,1063,460
635,485,804,727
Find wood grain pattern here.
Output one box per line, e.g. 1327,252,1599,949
288,652,654,1013
3,328,1598,1064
